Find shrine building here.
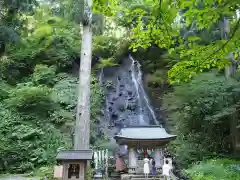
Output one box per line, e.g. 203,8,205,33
114,125,177,175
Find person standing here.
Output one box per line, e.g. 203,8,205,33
143,154,150,179
162,159,171,180
151,159,157,176
116,154,125,174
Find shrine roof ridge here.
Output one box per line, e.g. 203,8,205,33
114,126,177,140
56,150,93,161
121,125,163,128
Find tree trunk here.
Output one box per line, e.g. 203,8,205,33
220,17,233,77
221,16,240,156
74,0,92,150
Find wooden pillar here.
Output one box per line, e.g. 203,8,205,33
128,147,137,174
94,151,98,169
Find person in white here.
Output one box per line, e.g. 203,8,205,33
162,159,172,180
143,155,150,179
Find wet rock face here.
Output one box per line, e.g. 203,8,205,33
99,56,158,132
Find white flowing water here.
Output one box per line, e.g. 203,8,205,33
129,55,158,125
130,57,145,125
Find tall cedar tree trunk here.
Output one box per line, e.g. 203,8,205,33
221,17,234,77
74,0,92,150
221,16,240,156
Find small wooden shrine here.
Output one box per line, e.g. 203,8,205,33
56,150,92,180
114,125,177,174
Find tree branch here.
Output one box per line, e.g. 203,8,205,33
206,18,240,60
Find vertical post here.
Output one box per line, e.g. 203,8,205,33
105,149,108,177
98,151,101,168
94,151,98,169
154,147,163,173
102,150,105,166
128,147,137,174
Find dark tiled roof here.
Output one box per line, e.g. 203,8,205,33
56,150,93,160
114,126,177,140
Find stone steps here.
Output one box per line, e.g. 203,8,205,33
131,176,165,180
135,160,144,174
121,174,165,180
135,160,163,174
131,178,164,180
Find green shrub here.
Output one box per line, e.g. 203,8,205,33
0,104,67,173
1,17,81,84
0,5,108,174
86,168,94,180
93,35,130,67
145,69,168,87
33,166,55,180
0,71,104,173
93,35,118,59
185,159,240,180
32,65,56,86
164,71,240,167
5,83,53,114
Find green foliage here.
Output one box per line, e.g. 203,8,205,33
90,77,104,119
0,11,81,84
0,81,11,100
93,0,119,16
145,70,168,87
86,168,94,180
0,103,67,173
122,0,240,83
50,74,78,108
32,65,57,86
164,71,240,167
0,1,107,173
93,35,130,67
185,159,240,180
97,58,119,68
93,35,118,59
32,166,56,180
0,72,104,173
6,84,53,114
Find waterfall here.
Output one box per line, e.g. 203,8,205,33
99,55,160,132
130,57,145,125
96,55,162,160
129,55,158,125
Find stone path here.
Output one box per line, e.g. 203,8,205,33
0,175,40,180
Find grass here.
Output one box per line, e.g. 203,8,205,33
185,158,240,180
